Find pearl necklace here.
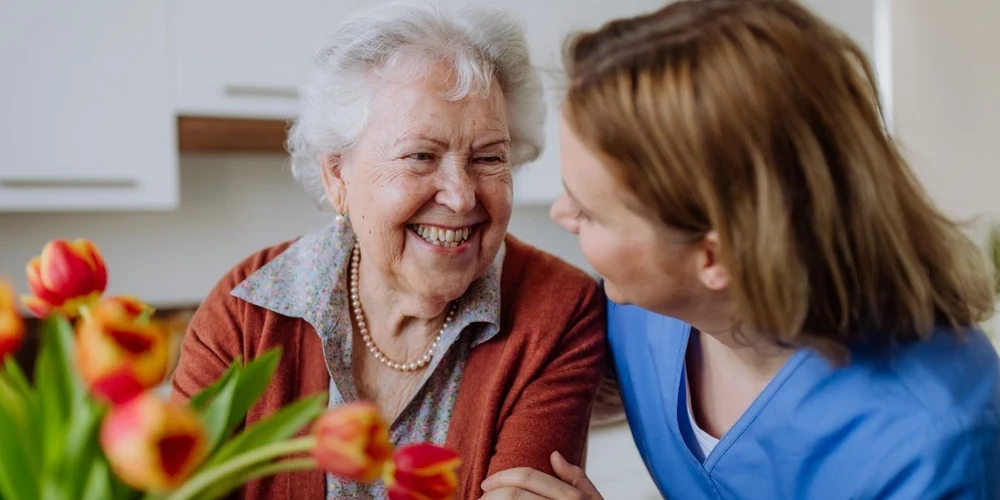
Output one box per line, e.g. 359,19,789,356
350,244,457,372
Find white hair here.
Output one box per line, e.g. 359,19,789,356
287,0,547,205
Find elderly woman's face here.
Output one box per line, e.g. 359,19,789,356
323,70,513,303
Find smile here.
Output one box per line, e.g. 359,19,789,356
409,224,476,248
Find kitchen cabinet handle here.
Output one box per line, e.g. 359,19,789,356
0,177,139,189
223,85,298,99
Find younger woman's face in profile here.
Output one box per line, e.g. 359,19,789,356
550,114,703,315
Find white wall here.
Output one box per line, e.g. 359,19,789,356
889,0,1000,234
0,156,590,307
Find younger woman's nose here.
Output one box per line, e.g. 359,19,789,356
550,192,580,234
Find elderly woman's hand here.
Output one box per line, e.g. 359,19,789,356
480,452,604,500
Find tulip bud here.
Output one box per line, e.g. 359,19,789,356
0,279,25,360
311,401,394,483
385,443,461,500
76,297,168,405
100,394,208,492
102,295,154,319
22,238,108,318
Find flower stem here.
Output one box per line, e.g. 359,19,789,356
163,436,316,500
197,458,317,500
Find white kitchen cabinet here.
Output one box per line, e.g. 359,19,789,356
0,1,178,212
170,0,353,119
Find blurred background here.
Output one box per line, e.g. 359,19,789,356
1,0,997,497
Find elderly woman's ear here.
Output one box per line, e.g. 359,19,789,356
319,153,348,215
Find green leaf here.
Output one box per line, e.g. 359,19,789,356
0,375,26,424
81,455,114,500
188,358,241,412
201,371,240,453
0,393,39,500
195,458,316,500
60,397,107,499
205,393,324,468
2,358,30,395
224,349,282,437
0,364,41,491
195,348,284,455
34,315,83,472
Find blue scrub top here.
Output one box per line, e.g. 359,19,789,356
607,299,1000,499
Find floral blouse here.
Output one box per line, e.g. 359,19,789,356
231,218,503,498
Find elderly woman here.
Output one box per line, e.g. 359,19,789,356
170,2,605,499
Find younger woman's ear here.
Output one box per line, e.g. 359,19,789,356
319,153,347,213
698,231,730,291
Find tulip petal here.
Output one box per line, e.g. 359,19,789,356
0,281,24,359
100,395,207,491
386,444,461,500
159,433,199,480
40,239,98,298
70,239,108,293
20,294,52,318
103,295,152,319
90,369,146,406
311,402,394,483
76,302,169,404
25,257,62,306
106,325,156,355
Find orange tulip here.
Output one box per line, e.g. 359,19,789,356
0,279,24,360
101,294,154,319
22,238,108,318
385,443,461,500
100,393,208,492
76,297,167,405
311,401,394,483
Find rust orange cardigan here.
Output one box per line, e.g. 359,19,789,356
170,235,607,500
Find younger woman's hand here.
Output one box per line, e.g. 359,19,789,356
480,451,604,500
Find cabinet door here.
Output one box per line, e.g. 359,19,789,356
0,1,178,212
171,0,360,119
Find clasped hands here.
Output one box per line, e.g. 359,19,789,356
479,451,605,500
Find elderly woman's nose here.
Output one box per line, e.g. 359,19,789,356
435,169,477,214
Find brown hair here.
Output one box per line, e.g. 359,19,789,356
563,0,994,360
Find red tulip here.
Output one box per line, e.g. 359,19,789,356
0,279,24,360
100,393,208,491
385,443,461,500
76,297,168,405
311,401,394,483
22,238,108,318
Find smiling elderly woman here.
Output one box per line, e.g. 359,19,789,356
169,1,605,499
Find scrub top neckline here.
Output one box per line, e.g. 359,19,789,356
647,317,812,473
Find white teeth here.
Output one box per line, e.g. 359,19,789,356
411,224,474,248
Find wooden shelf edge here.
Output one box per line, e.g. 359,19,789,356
177,115,291,154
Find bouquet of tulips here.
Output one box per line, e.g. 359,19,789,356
0,238,460,500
